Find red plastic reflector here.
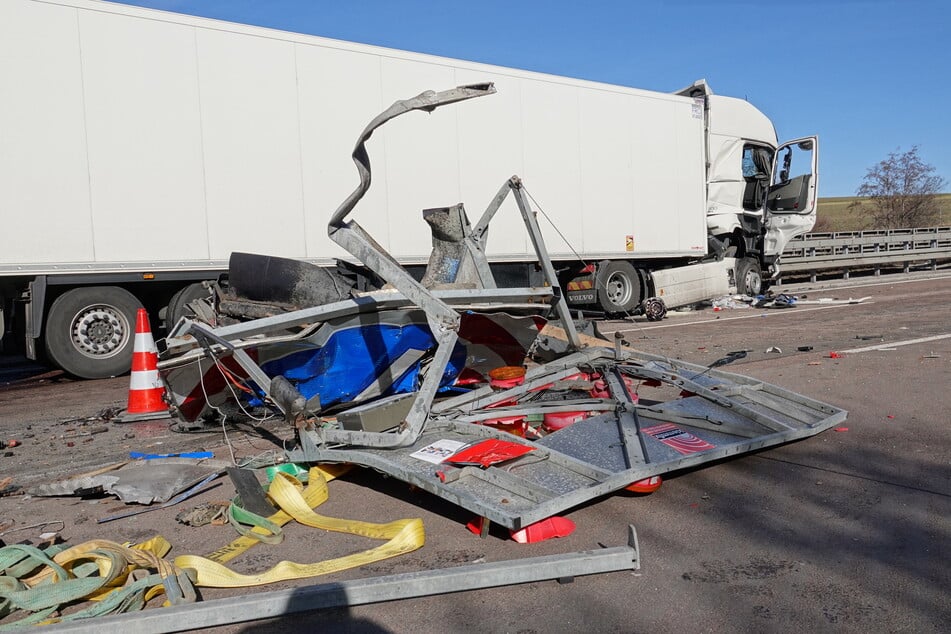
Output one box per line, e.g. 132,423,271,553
510,516,576,543
625,475,663,494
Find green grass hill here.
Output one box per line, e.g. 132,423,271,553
815,193,951,232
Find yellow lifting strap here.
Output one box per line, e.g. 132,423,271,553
173,465,426,588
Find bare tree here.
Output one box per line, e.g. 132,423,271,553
853,146,947,228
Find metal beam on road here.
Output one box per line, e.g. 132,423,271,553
44,527,640,634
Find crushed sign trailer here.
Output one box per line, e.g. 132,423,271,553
158,85,847,531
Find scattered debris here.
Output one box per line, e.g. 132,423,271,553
0,520,66,537
771,293,797,308
707,350,749,368
766,346,782,354
829,351,842,359
97,471,222,523
28,459,225,505
855,334,883,340
797,346,814,352
711,295,751,310
176,501,230,527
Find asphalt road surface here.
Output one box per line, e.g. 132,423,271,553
0,272,948,633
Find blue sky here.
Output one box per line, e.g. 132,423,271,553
121,0,950,197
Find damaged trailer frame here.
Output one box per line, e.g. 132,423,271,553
159,84,847,531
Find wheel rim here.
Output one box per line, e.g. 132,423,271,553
644,298,666,321
606,271,634,307
69,304,131,359
745,269,762,295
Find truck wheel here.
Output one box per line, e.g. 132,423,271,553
736,258,763,296
596,261,641,315
44,286,142,379
166,282,211,328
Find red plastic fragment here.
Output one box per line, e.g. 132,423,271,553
829,351,842,359
543,411,588,431
625,475,663,494
445,439,535,468
834,427,849,432
509,516,575,543
481,415,528,436
466,516,486,536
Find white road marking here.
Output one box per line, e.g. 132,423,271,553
611,302,870,332
842,334,951,354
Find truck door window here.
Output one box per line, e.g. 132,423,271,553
742,145,773,211
767,140,815,213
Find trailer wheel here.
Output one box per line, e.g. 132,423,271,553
596,261,641,316
166,283,211,329
44,286,142,379
736,258,763,296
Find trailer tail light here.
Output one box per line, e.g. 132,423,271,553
141,273,155,280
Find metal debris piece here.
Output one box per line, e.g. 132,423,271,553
29,459,224,505
226,467,274,518
97,472,221,523
45,526,641,633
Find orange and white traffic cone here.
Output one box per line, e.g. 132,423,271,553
116,308,170,423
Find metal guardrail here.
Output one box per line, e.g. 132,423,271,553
779,226,951,280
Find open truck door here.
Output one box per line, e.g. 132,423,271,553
763,136,819,260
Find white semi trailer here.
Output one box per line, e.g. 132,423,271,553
0,0,818,379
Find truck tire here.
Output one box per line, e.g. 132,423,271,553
166,282,211,329
596,261,641,316
44,286,143,379
736,257,763,296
